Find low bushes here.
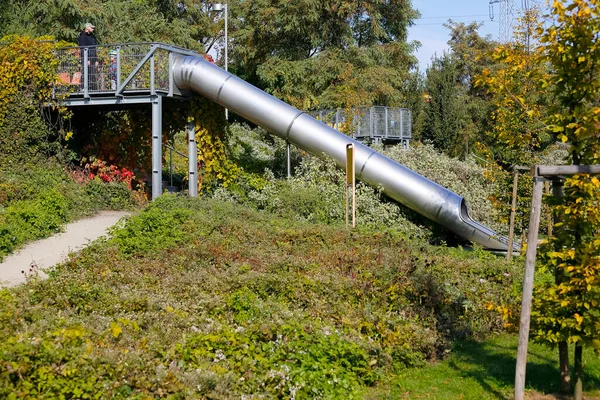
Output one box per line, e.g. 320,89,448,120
222,124,504,244
0,162,138,261
0,196,522,398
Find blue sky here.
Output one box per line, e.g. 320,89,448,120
408,0,500,71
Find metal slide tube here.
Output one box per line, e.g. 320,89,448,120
173,56,515,251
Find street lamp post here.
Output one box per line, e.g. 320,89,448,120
211,3,228,119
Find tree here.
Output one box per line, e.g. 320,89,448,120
231,0,420,110
0,0,210,51
421,22,497,159
473,8,556,242
475,8,552,168
530,1,600,398
421,53,471,158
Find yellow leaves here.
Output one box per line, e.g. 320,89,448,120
574,313,583,326
53,326,86,342
566,122,579,129
0,35,63,126
110,321,122,338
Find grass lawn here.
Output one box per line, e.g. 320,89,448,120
374,334,600,399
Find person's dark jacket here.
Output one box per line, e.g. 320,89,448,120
78,31,98,60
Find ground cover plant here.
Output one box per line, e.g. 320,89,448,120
0,195,524,398
0,162,138,262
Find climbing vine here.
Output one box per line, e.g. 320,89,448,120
188,96,240,193
0,35,71,167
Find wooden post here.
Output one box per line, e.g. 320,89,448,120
545,180,552,238
551,178,570,394
346,144,355,228
514,172,545,400
507,169,520,262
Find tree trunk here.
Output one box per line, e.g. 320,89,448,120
552,180,570,395
574,344,583,400
559,341,570,394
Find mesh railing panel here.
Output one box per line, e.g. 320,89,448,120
54,43,194,96
312,107,412,142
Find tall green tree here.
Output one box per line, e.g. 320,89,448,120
422,53,470,158
422,22,497,159
231,0,420,110
0,0,211,50
475,9,552,168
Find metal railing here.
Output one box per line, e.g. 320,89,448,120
312,106,412,147
54,42,198,98
164,144,189,190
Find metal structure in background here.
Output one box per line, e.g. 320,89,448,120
173,55,517,251
488,0,539,44
54,42,199,199
312,107,412,148
489,0,516,43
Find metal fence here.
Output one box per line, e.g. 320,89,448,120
312,106,412,147
54,42,197,98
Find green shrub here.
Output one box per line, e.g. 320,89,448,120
222,125,504,244
176,323,380,399
0,162,139,261
0,189,68,258
109,195,191,256
84,179,135,210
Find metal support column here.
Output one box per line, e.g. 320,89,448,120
384,108,388,138
287,142,291,179
83,47,89,98
400,110,404,140
152,95,163,200
188,121,198,197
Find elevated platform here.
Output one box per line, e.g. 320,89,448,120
53,42,202,199
54,42,199,108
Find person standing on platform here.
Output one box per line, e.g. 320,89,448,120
78,23,98,90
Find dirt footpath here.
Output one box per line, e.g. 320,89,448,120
0,211,130,287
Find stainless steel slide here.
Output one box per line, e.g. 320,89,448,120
173,55,516,251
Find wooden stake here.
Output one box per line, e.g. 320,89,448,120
346,144,355,228
507,169,519,262
514,174,544,400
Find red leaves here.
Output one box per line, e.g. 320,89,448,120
82,158,136,189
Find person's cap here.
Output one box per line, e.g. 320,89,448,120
109,50,117,56
84,23,95,29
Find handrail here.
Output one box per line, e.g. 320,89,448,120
164,144,189,188
57,42,200,56
165,144,189,159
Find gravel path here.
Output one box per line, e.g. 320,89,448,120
0,211,130,287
